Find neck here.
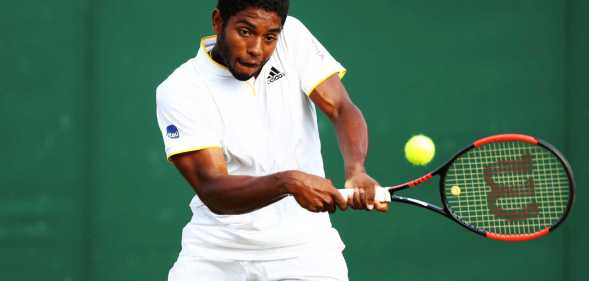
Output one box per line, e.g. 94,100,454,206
209,47,226,67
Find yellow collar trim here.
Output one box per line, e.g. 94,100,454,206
200,35,228,71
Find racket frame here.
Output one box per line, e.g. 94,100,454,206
387,134,575,242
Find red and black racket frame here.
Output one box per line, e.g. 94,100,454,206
387,134,575,242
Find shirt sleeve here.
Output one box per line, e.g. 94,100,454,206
281,16,347,95
156,82,223,160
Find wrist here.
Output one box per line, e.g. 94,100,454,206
345,164,366,179
275,170,300,195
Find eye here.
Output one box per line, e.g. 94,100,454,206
264,34,277,43
238,28,251,37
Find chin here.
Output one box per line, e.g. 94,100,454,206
230,66,258,81
231,71,253,81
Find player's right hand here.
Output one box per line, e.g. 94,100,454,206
281,171,347,213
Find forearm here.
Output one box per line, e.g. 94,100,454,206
331,102,369,178
332,103,386,210
309,75,369,178
309,75,386,210
193,171,294,215
172,147,345,214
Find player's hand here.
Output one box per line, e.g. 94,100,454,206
344,172,389,212
283,171,347,213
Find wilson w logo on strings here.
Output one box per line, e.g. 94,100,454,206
484,153,539,222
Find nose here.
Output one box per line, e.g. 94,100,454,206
247,37,263,58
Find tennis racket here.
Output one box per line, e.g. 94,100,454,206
339,134,575,242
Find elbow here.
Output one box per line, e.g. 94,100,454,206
323,101,342,121
201,197,235,215
326,101,357,122
196,188,225,214
194,184,237,215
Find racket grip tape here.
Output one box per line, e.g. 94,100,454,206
338,187,391,202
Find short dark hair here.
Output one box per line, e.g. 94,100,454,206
216,0,289,25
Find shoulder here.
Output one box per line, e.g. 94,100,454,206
156,58,208,107
281,16,311,40
283,16,306,33
276,16,314,58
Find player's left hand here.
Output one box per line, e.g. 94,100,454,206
344,172,389,212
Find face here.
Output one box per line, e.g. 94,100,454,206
212,7,283,81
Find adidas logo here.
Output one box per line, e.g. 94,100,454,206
266,66,285,84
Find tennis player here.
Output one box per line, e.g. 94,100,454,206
156,0,388,280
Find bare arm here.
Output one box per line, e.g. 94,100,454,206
170,147,347,214
309,74,388,212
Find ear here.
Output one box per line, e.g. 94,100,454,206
212,9,223,35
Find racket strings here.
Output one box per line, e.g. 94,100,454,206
444,141,570,235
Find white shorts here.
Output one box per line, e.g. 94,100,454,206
167,249,348,281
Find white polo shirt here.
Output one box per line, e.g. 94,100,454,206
156,16,347,260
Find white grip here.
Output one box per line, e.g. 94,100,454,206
338,186,391,202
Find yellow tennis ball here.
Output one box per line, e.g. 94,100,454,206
404,134,435,166
451,185,461,196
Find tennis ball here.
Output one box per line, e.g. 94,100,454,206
404,134,435,166
451,185,461,196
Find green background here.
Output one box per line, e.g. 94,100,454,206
1,0,587,280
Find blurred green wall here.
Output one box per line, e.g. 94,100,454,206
0,1,88,280
567,0,589,280
1,1,587,281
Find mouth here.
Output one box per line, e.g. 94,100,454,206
237,60,260,69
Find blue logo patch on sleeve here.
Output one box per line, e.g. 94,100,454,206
166,125,180,139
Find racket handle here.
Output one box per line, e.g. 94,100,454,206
338,186,391,202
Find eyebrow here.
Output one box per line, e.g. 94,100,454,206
235,19,282,34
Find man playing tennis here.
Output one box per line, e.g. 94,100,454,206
156,0,388,280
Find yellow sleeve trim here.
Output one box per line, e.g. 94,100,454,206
305,68,347,96
166,145,223,161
